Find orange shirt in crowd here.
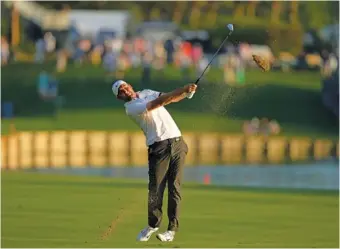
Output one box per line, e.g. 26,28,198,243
181,41,192,58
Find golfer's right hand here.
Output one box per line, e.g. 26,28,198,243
184,84,197,93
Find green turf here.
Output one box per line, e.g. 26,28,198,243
1,63,339,139
1,171,339,248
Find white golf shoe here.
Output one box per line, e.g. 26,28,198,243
136,226,159,241
156,231,175,242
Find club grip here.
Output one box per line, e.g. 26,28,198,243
186,91,195,99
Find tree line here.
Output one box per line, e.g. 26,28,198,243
36,1,338,31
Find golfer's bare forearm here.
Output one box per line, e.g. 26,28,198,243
147,88,186,111
170,90,188,103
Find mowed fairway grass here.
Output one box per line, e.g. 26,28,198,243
1,171,339,248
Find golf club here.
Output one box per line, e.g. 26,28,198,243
187,24,234,99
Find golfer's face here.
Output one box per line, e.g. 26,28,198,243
118,84,134,100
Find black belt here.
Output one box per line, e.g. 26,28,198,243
149,136,182,148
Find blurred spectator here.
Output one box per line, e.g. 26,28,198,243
196,56,209,79
73,43,83,64
224,54,237,84
235,54,245,84
181,41,192,62
122,40,133,55
35,38,45,63
44,32,56,53
191,43,203,67
38,71,49,98
259,118,270,135
56,49,68,72
103,45,117,75
164,38,175,65
91,45,103,66
153,41,166,70
269,120,281,135
178,50,191,80
112,38,123,54
243,117,281,135
1,36,10,66
238,42,252,63
37,71,58,100
134,37,145,55
116,52,129,78
74,39,92,65
130,53,141,68
321,50,338,77
243,121,254,135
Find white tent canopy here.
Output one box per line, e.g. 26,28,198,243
69,10,131,38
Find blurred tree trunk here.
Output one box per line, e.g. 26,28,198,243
137,2,158,21
247,0,258,17
150,6,161,20
173,1,187,24
289,1,299,25
271,1,282,23
233,1,245,18
11,5,20,46
189,1,207,28
206,1,220,28
129,5,143,23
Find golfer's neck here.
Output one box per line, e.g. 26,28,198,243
126,93,138,102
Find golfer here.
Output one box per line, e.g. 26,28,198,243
112,80,197,242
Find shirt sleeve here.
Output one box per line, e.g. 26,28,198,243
145,89,162,100
126,101,148,116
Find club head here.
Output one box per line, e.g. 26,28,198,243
227,24,234,32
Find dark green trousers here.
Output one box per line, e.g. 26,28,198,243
147,137,188,232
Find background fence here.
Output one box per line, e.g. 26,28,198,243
1,130,339,169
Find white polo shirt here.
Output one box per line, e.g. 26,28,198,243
124,89,182,146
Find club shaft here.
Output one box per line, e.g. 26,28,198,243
195,30,233,85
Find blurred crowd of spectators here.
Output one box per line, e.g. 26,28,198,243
1,27,338,86
29,33,209,73
243,117,281,136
